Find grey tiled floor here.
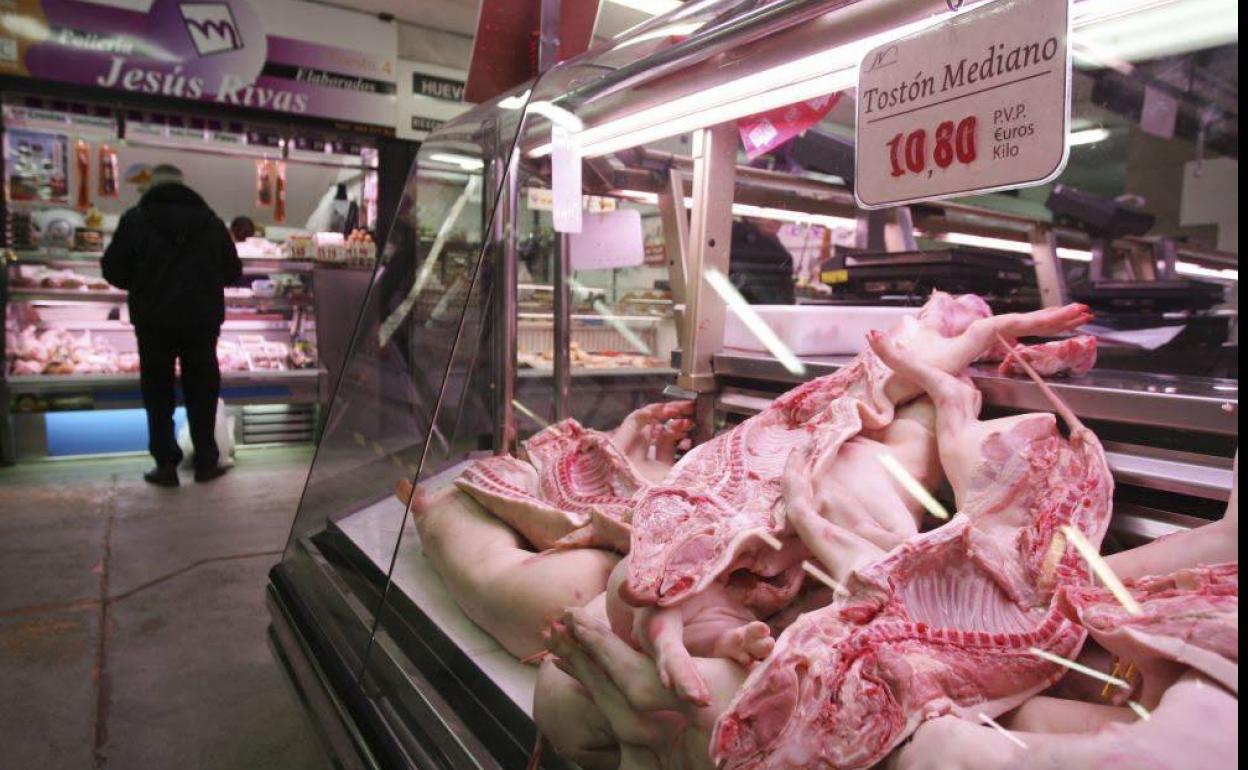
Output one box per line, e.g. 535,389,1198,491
0,446,331,770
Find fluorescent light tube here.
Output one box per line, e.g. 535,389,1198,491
929,232,1094,262
532,9,949,158
1069,128,1111,145
534,0,1228,160
1175,261,1238,281
605,0,683,15
428,153,485,170
615,189,857,230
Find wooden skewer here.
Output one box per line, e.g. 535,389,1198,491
1062,525,1144,616
1029,647,1131,690
1126,700,1152,721
801,560,850,596
1101,660,1124,700
995,332,1086,435
1122,661,1137,683
978,712,1028,750
525,733,547,770
757,531,784,551
519,649,550,665
877,452,949,520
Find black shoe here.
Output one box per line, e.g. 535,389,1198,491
144,465,180,487
194,465,229,483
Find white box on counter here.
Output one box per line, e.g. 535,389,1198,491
723,305,917,356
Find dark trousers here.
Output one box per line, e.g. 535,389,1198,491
136,326,221,469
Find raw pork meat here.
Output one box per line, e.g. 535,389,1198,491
709,328,1113,770
397,479,617,659
1107,451,1238,580
606,397,939,706
540,602,748,770
455,402,694,551
621,353,894,607
456,419,648,551
890,672,1237,770
1058,561,1238,699
605,555,800,705
624,295,1094,608
998,334,1097,377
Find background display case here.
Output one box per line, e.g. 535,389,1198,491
0,98,387,461
267,1,1238,769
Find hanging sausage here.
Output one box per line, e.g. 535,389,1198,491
256,158,274,207
98,144,119,198
74,139,91,211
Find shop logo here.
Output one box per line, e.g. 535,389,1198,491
179,3,244,57
864,45,898,73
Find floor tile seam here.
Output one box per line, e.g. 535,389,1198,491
92,484,117,768
0,596,101,619
0,549,286,619
106,549,285,605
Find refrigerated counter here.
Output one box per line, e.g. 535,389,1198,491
266,1,1240,768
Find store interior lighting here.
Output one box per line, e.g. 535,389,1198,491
428,152,485,171
615,189,858,230
531,0,1234,159
604,0,684,15
1071,0,1237,62
531,9,940,158
932,232,1238,281
932,232,1095,262
1068,128,1112,145
613,21,707,47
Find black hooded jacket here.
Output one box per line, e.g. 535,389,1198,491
102,183,242,330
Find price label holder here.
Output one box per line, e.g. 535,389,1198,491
854,0,1071,209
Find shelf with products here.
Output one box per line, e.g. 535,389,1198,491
5,321,321,379
241,257,316,274
6,248,316,274
7,367,327,420
515,311,678,372
4,262,323,381
7,367,325,394
8,288,127,303
5,248,106,263
7,288,314,308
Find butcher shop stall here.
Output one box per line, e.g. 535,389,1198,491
266,1,1239,768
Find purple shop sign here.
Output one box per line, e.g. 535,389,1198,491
1,0,397,129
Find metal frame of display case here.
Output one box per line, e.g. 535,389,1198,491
266,2,1238,769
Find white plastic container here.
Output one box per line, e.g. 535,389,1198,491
723,305,917,356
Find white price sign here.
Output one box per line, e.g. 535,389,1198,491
855,0,1071,209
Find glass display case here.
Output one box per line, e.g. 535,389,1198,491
268,2,1238,769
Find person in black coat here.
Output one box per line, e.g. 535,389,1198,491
102,166,242,485
729,218,797,305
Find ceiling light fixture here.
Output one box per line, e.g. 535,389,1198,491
532,0,1230,160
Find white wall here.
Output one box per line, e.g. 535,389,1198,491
93,144,352,232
